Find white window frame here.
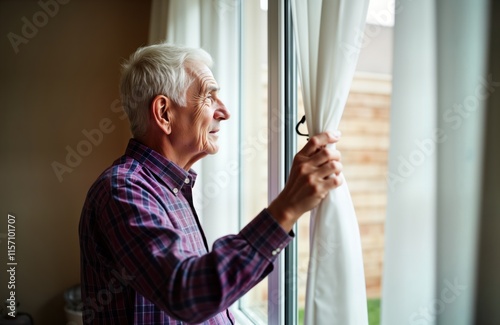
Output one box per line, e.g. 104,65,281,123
233,0,296,323
267,0,287,324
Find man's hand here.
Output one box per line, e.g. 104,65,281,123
268,131,343,232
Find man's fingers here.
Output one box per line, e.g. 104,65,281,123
309,148,341,168
316,160,343,179
300,131,341,157
326,173,344,188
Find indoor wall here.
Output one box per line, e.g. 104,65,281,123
0,0,151,323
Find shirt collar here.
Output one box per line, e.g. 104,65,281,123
124,138,197,195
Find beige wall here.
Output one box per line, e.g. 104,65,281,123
0,0,151,323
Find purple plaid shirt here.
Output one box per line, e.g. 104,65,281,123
79,139,292,324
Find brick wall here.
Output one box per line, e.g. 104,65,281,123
343,73,391,298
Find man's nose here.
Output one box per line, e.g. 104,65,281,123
215,100,231,120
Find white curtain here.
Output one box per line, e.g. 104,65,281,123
291,1,370,324
381,0,489,324
149,0,240,246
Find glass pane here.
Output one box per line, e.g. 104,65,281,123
295,2,394,323
239,0,269,322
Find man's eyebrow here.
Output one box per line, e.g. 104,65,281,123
207,85,220,93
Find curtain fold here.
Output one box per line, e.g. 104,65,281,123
291,1,370,324
381,0,489,324
148,0,169,44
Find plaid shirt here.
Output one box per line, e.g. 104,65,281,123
79,139,292,324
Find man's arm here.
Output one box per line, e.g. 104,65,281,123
97,180,291,323
93,131,341,323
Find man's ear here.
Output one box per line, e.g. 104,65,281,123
151,95,172,134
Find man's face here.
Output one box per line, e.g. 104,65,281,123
169,62,230,163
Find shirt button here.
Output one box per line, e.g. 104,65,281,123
173,188,179,194
184,178,190,184
272,250,277,256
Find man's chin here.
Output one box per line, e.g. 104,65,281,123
202,142,220,155
208,146,219,155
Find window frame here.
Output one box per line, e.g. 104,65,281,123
267,0,298,324
283,0,298,323
267,0,286,324
233,0,298,323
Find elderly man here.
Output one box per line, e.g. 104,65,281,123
79,43,342,324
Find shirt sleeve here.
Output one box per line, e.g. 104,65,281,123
97,177,292,323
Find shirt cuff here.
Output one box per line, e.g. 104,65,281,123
239,209,293,262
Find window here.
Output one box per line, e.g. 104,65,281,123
228,0,394,323
235,0,270,323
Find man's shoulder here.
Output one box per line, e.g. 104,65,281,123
90,155,145,193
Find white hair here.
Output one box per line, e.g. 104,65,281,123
120,43,213,138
